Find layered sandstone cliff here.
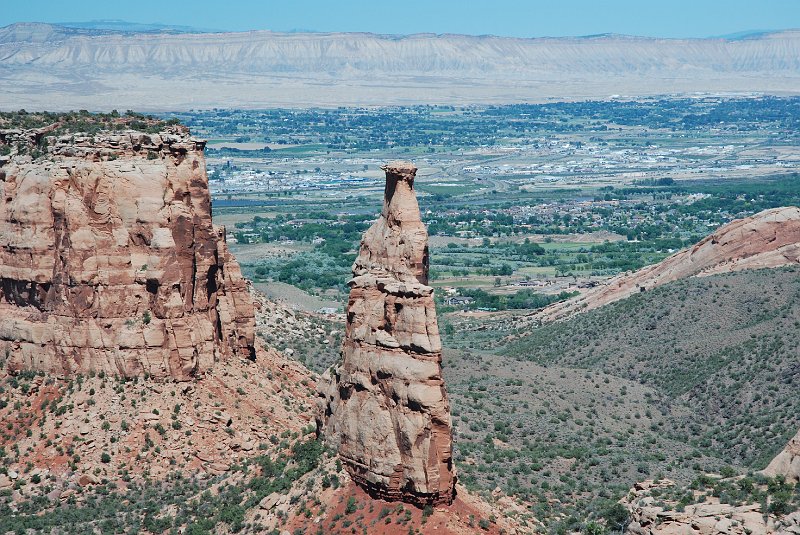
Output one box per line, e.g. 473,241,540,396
0,126,255,380
534,206,800,322
319,162,455,506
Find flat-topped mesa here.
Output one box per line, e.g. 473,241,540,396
0,127,255,380
319,161,456,507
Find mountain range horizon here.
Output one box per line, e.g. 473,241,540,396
1,1,800,527
2,21,800,111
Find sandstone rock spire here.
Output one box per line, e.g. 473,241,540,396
320,161,455,506
0,127,255,380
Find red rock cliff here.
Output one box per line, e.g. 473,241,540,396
0,127,255,380
319,161,456,506
534,206,800,323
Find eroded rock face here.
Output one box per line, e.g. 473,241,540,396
319,161,455,506
0,128,255,380
762,428,800,483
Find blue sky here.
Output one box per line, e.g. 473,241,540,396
2,0,799,38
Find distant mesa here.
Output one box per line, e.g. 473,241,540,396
0,115,255,380
319,161,456,506
54,20,222,34
2,22,800,109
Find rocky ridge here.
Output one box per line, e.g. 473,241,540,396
532,206,800,323
319,161,456,506
0,126,255,380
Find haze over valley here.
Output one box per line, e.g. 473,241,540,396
2,22,800,109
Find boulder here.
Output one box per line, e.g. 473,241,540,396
259,492,286,510
78,473,99,486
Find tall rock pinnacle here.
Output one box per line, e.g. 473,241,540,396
320,161,456,506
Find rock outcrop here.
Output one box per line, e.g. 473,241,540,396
624,479,800,535
762,428,800,483
535,206,800,322
0,127,255,380
319,161,455,506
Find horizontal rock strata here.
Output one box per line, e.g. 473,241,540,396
0,128,254,380
320,161,455,506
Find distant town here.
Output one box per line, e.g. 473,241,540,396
168,97,799,311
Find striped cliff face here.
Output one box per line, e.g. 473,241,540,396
0,127,255,380
318,161,456,506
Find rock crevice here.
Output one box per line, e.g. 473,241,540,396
319,161,455,506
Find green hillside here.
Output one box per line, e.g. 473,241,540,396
439,266,800,530
503,266,800,469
